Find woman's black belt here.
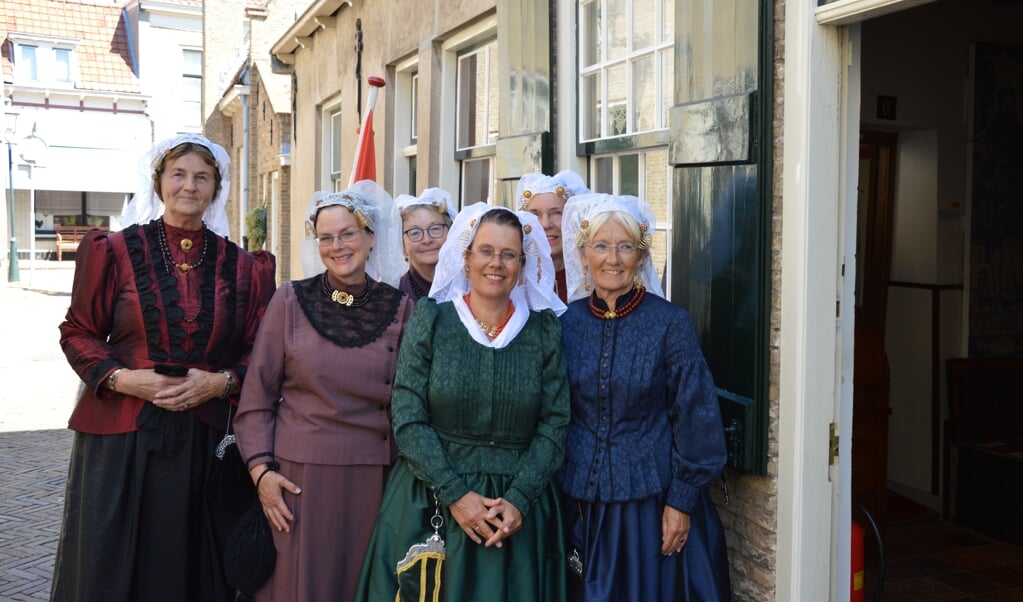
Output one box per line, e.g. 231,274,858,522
433,428,530,450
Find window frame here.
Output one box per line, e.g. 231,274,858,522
10,34,80,88
181,48,203,130
577,0,674,145
392,55,419,196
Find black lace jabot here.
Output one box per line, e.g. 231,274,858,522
292,275,404,348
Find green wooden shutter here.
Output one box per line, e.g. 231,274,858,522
669,0,773,474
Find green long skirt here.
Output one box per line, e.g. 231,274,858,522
354,458,567,602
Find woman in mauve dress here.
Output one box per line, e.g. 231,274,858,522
234,180,413,601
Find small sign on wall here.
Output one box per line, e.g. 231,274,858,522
877,95,897,120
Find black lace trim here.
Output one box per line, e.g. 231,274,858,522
125,224,166,362
293,275,405,348
126,222,227,364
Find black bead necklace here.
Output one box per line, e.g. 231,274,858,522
156,218,209,275
407,267,428,299
321,272,374,307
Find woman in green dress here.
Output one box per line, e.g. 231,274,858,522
355,202,570,601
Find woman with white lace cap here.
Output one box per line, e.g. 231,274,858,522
516,169,590,302
54,133,277,601
234,180,414,601
558,193,732,600
355,202,570,601
395,187,458,302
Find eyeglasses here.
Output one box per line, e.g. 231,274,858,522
403,223,448,243
317,229,363,246
528,209,563,224
587,242,639,258
468,247,524,265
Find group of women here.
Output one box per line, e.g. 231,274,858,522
54,134,731,602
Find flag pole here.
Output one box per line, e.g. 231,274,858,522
349,76,386,186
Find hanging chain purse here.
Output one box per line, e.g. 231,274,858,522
395,490,447,602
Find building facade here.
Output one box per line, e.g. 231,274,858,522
1,0,205,280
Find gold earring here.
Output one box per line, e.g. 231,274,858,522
583,267,591,292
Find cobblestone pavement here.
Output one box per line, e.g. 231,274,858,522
1,264,80,601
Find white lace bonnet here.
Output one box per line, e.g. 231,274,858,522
300,180,404,287
429,202,567,316
561,193,664,303
121,133,232,237
515,169,590,211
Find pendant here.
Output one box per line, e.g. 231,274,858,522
180,238,194,252
178,263,192,273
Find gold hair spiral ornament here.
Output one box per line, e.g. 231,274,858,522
555,185,566,198
522,190,533,200
523,224,532,234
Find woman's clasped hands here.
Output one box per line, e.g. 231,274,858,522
450,491,522,548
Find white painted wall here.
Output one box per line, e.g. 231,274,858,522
885,130,938,493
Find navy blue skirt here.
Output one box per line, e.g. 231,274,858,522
564,490,731,602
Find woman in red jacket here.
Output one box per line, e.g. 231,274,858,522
53,134,277,602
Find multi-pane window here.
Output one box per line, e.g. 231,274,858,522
590,148,673,294
182,49,202,129
14,42,76,86
579,0,674,141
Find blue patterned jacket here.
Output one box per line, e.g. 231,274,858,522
557,291,727,513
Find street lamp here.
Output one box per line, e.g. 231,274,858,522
4,97,20,283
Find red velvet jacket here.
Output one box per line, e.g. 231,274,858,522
59,224,276,434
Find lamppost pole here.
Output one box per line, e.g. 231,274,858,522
6,131,17,283
4,97,19,283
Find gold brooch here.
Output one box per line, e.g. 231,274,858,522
180,239,193,252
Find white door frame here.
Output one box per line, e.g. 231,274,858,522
777,1,853,599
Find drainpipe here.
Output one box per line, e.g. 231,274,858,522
239,67,251,249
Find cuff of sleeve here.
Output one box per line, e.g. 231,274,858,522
435,477,471,508
92,359,125,398
666,480,701,514
502,487,533,518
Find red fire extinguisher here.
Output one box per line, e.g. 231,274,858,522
851,519,865,602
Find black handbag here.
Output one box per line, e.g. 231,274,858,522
224,399,280,599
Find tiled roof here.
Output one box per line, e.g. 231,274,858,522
1,0,139,94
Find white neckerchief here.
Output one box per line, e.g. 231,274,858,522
451,287,530,349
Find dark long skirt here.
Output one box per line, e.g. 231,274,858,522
355,458,567,602
50,409,254,602
564,491,732,602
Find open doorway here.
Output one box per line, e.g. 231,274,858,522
851,0,1023,597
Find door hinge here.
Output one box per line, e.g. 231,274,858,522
829,422,840,465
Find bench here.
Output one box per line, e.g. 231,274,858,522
55,225,107,261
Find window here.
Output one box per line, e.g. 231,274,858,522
590,148,673,293
456,40,499,150
330,108,343,191
455,38,499,206
182,49,202,129
393,58,419,196
410,73,419,144
12,39,77,86
579,0,674,141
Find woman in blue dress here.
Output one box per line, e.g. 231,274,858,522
558,193,732,601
